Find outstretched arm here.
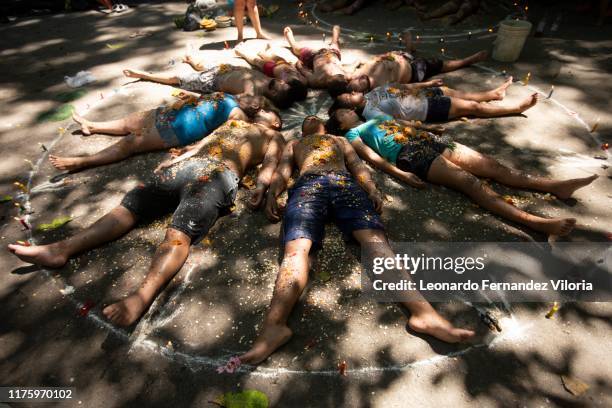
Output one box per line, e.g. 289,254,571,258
249,131,285,209
182,55,206,72
349,137,426,189
398,78,444,91
265,141,296,222
337,137,384,212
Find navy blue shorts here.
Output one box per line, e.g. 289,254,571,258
282,172,385,249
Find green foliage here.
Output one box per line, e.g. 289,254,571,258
214,390,269,408
36,104,74,123
36,216,73,232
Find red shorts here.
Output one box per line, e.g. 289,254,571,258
263,61,276,77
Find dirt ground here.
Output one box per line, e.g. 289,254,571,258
0,1,611,407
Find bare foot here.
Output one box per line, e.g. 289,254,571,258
284,27,298,53
408,310,475,343
239,323,293,365
516,93,539,113
103,293,148,326
490,76,513,100
408,308,474,343
49,155,85,171
72,112,92,136
256,32,271,40
552,175,598,199
536,217,577,236
236,35,244,44
7,243,68,268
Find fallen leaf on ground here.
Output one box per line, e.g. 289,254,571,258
317,270,331,282
78,300,95,316
545,301,560,319
36,216,73,232
561,375,589,396
213,389,268,408
36,104,75,122
338,360,348,376
106,43,127,50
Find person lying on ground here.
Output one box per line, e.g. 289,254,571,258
325,110,598,236
238,115,475,365
9,118,285,327
50,93,280,172
123,56,298,109
347,32,487,94
317,0,372,15
234,42,308,101
283,25,351,95
330,76,538,123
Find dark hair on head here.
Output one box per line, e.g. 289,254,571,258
327,75,349,98
288,78,308,101
237,95,277,117
325,110,344,136
328,96,364,117
268,82,295,110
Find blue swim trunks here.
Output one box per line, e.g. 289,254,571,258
155,92,239,146
282,172,384,249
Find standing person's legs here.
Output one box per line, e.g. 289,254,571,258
245,0,270,39
352,228,475,343
441,76,513,102
239,238,312,364
448,93,539,118
426,156,577,236
72,110,150,136
442,144,598,199
8,206,137,268
234,0,246,42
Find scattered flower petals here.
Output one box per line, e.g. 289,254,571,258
217,356,242,374
79,300,95,316
337,360,348,376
